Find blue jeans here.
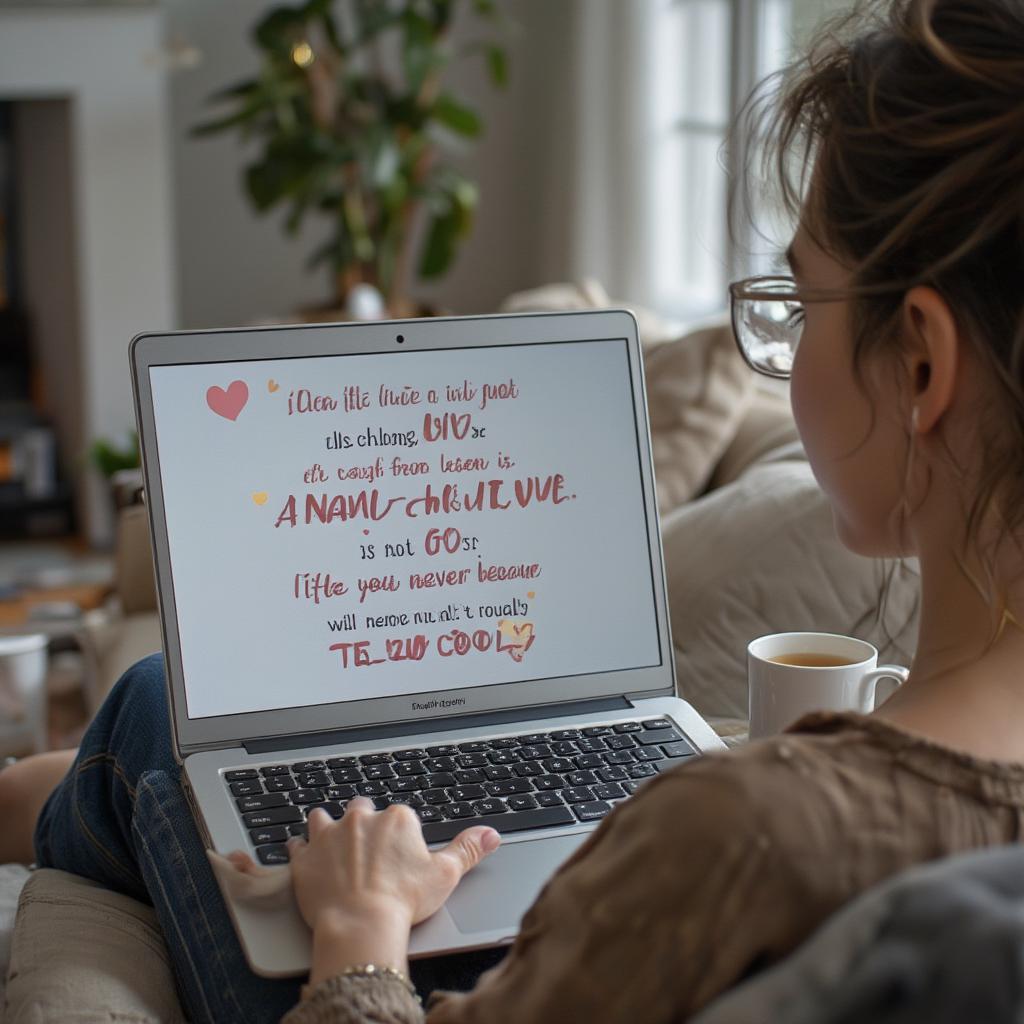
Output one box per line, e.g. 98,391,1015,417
34,653,503,1024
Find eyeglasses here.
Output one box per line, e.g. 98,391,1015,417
729,275,806,380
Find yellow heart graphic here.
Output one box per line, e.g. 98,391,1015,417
252,491,269,506
527,591,536,599
267,379,280,393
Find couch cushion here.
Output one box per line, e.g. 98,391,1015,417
500,280,756,513
5,868,186,1023
662,453,920,721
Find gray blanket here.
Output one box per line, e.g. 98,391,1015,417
693,843,1024,1024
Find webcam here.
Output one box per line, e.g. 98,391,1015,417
396,334,405,344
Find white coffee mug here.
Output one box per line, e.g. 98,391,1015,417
0,634,49,757
748,631,909,739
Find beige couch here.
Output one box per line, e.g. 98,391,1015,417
2,288,920,1021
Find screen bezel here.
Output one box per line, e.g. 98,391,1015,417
130,310,676,759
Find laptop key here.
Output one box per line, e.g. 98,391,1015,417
255,843,290,865
264,777,297,792
472,798,507,816
297,771,330,787
422,788,452,805
606,735,637,750
635,728,682,746
507,794,539,812
551,729,581,740
443,802,477,819
448,785,486,802
574,754,603,769
293,760,326,772
325,785,357,801
364,764,396,780
425,745,458,756
359,753,391,766
230,780,264,797
236,793,288,812
484,779,533,797
582,726,613,737
417,806,444,823
549,741,578,757
543,757,575,773
533,774,566,791
394,761,427,777
453,769,486,784
484,766,514,780
423,772,457,789
597,766,629,783
642,719,673,731
242,806,303,828
422,805,575,844
487,751,518,766
289,788,325,804
225,769,258,781
489,737,519,749
326,756,358,769
356,780,388,796
456,753,487,768
576,738,608,753
388,777,424,794
633,747,663,763
457,741,489,753
385,794,425,809
259,765,292,777
393,749,428,761
562,787,596,803
514,760,544,777
573,801,613,822
306,801,344,819
662,741,696,759
289,823,309,839
516,733,547,745
620,781,641,796
566,770,598,787
603,751,634,765
594,783,626,801
613,722,642,733
424,757,456,772
249,825,288,845
517,744,552,760
629,763,657,780
536,791,565,807
331,768,362,784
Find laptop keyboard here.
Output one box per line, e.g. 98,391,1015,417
223,718,697,865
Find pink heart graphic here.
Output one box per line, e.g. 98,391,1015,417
206,381,249,421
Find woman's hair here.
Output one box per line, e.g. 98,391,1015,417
751,0,1024,594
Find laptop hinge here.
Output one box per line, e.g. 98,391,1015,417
243,696,631,755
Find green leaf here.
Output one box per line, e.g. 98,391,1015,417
205,78,261,104
253,7,309,55
432,93,481,137
486,44,508,87
418,207,459,278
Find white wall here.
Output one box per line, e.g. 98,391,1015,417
164,0,572,327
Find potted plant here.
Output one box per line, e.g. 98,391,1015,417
194,0,510,319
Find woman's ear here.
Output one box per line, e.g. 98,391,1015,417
902,285,960,434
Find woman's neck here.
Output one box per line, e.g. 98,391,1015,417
873,540,1024,762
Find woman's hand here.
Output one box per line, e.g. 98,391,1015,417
288,797,501,985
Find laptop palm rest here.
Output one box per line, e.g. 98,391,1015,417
445,833,586,933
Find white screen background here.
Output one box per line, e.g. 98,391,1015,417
149,340,661,719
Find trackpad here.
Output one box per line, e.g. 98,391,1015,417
446,834,585,933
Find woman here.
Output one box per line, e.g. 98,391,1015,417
4,0,1024,1019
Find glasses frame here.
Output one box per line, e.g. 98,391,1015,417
729,274,849,380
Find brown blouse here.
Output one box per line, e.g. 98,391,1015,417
282,712,1024,1024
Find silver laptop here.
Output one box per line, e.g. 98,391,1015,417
130,309,725,977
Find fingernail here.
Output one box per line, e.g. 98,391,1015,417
481,829,501,853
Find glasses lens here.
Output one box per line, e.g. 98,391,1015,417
734,285,803,378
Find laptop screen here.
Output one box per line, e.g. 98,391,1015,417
148,337,662,720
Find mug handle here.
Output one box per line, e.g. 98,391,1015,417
858,665,910,710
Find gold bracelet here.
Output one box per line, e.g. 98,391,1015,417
339,963,419,1001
